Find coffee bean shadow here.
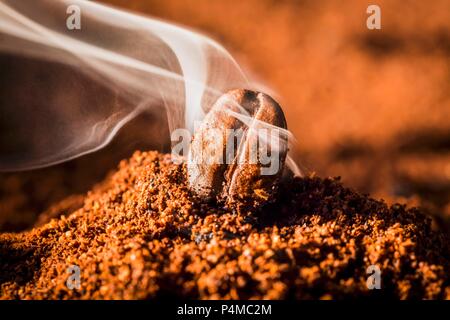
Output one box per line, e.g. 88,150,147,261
0,240,42,286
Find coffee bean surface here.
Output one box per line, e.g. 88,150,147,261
188,89,288,210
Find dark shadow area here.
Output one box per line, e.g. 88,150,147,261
359,30,450,57
0,240,41,287
330,139,374,161
396,128,450,154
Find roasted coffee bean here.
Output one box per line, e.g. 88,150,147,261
187,89,288,211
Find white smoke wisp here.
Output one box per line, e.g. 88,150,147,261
0,0,300,175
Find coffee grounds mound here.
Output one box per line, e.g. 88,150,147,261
1,151,449,299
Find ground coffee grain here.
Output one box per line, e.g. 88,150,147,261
0,151,449,299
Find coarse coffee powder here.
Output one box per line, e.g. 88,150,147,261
0,151,449,299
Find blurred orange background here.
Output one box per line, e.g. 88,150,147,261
1,0,449,232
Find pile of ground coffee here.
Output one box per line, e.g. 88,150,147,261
1,151,449,299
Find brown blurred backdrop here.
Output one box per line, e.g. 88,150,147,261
0,0,449,232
